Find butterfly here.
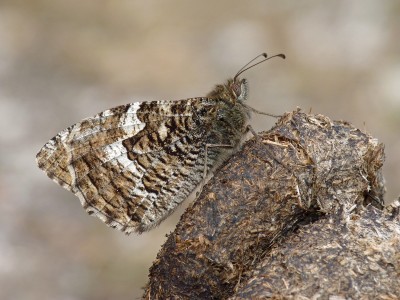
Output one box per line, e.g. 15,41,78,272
36,53,285,234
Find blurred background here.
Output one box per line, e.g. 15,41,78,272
0,0,399,299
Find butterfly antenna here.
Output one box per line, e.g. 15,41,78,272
234,53,268,78
234,53,286,81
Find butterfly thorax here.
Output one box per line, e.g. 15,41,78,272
206,78,251,148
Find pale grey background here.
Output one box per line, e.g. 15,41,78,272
0,1,399,299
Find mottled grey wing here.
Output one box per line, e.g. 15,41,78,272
36,98,218,234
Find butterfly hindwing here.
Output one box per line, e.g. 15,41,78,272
36,98,222,233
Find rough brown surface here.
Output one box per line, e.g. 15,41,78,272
143,110,397,299
231,204,400,299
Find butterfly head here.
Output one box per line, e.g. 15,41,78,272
230,77,249,102
208,53,285,105
207,77,249,105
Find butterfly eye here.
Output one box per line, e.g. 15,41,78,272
231,81,242,99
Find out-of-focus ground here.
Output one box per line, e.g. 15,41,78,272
0,1,399,299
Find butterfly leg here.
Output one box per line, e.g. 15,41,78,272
204,143,233,179
246,124,258,138
195,143,233,198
